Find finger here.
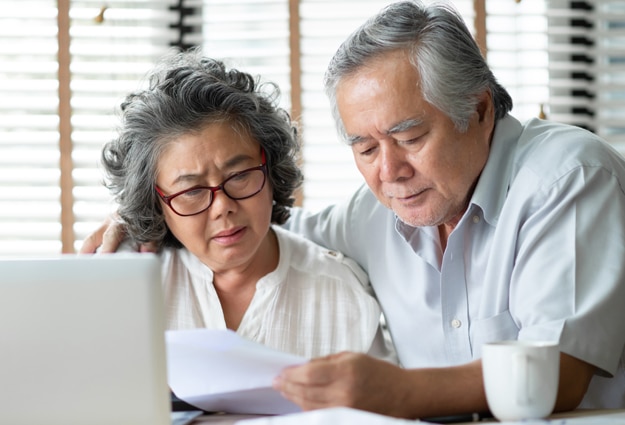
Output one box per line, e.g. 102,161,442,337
278,358,337,386
139,240,158,253
274,356,355,409
78,223,109,254
284,389,344,412
275,375,340,410
78,233,101,254
99,220,127,253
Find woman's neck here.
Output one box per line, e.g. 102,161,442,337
212,228,279,330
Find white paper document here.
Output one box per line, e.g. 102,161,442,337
166,329,307,415
237,407,419,424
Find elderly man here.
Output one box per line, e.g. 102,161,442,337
271,0,625,418
83,0,625,419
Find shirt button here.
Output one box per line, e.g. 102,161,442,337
451,319,462,328
472,215,480,224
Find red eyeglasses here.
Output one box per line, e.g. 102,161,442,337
155,150,267,217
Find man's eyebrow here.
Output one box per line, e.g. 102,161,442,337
346,117,425,145
346,134,368,145
386,118,424,135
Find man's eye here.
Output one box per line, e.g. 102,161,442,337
359,146,376,156
400,132,427,146
399,136,421,145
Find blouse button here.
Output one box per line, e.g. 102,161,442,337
324,250,344,260
472,215,480,224
451,319,462,328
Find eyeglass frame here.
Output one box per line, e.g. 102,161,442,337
155,149,268,217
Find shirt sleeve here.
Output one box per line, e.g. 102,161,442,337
283,184,375,267
509,163,625,376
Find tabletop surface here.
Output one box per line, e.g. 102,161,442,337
185,408,625,425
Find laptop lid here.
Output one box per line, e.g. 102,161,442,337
0,253,170,425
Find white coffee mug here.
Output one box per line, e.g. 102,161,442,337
482,340,559,422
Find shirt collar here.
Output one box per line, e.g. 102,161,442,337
469,114,523,226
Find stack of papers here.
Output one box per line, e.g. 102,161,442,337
166,329,306,415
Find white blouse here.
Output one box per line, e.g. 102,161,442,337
159,225,394,360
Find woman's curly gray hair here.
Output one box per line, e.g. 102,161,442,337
102,48,303,248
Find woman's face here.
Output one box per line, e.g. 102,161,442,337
155,122,274,274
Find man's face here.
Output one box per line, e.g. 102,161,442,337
336,50,494,229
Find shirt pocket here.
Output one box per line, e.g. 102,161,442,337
470,310,519,358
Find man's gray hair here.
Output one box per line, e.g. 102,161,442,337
324,0,513,141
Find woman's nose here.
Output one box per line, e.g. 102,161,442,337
207,188,237,219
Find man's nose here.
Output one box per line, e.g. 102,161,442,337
378,146,411,182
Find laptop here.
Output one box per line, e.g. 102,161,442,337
0,253,200,425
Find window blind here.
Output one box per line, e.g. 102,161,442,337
485,0,550,122
0,1,61,255
199,0,291,109
486,0,625,155
545,0,625,153
69,0,181,251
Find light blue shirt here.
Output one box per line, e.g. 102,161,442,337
286,115,625,408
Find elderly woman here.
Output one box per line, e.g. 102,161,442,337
101,49,394,360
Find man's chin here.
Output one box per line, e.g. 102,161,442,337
392,207,436,228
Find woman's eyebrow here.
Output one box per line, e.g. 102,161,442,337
222,153,255,169
168,154,256,186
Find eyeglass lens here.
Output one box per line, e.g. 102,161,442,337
169,168,266,216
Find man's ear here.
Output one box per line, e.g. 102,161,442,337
474,89,496,146
476,89,494,125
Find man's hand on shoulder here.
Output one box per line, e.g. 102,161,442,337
79,213,128,254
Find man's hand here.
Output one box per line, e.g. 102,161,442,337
79,214,158,254
274,353,496,420
273,352,411,418
80,215,149,254
79,214,127,254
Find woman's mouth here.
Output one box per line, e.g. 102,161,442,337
213,226,246,244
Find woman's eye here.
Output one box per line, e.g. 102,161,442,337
229,172,250,182
181,188,205,198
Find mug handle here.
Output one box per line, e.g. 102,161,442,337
514,352,530,405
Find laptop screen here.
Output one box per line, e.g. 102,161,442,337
0,254,171,425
